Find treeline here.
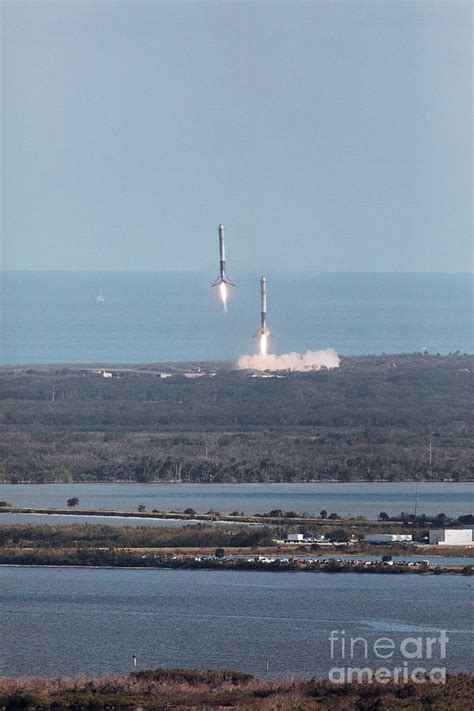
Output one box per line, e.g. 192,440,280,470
0,355,472,483
0,523,274,549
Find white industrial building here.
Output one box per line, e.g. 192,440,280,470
364,534,413,544
286,533,304,542
429,529,473,546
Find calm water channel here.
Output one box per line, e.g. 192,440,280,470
0,482,472,519
0,567,471,679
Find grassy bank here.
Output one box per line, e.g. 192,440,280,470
0,669,472,709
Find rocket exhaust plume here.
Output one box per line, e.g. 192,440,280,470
238,274,340,372
254,276,272,354
212,224,235,311
236,349,341,372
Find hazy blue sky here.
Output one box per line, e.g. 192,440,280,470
2,1,472,272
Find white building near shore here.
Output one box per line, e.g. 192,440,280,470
428,529,473,546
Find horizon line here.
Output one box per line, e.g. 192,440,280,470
2,269,473,276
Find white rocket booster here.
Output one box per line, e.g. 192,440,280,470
254,276,272,338
211,224,235,287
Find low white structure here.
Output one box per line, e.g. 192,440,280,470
183,372,216,379
286,533,304,542
429,529,473,546
364,534,412,544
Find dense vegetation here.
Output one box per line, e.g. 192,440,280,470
0,354,472,483
0,670,472,709
0,523,274,549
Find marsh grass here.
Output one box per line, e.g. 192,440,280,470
0,670,472,710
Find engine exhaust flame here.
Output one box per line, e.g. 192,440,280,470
259,332,268,355
219,282,228,312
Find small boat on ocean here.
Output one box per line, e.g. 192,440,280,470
95,292,105,303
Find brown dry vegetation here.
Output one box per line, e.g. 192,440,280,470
0,670,472,709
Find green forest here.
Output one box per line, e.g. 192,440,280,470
0,354,472,483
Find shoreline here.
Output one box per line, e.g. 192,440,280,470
1,505,413,524
0,505,460,528
1,555,470,576
0,563,468,575
1,350,473,368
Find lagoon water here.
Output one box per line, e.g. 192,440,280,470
0,567,471,678
0,482,471,519
1,272,472,364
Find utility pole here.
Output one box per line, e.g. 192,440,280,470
429,443,432,470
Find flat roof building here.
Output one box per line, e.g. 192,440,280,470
429,529,473,546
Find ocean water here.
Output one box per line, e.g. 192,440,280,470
1,271,472,364
0,567,471,678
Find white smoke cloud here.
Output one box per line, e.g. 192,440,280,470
236,348,340,372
